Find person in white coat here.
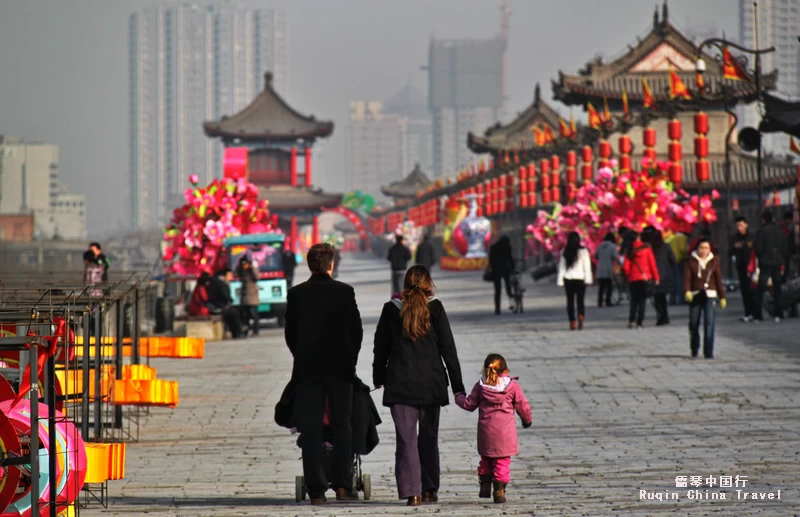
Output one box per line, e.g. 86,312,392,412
557,231,593,330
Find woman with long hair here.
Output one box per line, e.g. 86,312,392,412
684,238,727,358
373,265,465,506
622,231,660,329
556,232,593,330
644,226,675,325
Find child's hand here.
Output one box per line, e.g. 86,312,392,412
455,393,466,407
522,421,532,429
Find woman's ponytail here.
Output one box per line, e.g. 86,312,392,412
400,266,435,341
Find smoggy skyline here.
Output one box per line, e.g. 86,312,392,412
0,0,737,236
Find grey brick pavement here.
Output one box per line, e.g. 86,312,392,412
91,256,800,516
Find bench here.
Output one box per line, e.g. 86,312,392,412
173,314,225,341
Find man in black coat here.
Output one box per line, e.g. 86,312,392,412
729,216,756,321
285,243,363,504
754,210,787,321
415,234,436,271
387,235,411,295
207,268,242,338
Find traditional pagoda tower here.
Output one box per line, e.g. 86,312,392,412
551,3,797,192
204,72,340,249
381,164,432,207
467,83,562,155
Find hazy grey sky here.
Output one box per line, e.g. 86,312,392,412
0,0,736,236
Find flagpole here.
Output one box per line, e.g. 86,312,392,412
754,1,763,209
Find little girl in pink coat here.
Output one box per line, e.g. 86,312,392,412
456,353,532,504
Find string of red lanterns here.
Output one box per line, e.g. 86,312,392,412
693,112,709,185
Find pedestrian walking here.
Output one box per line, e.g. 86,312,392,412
455,354,532,504
683,238,727,359
622,231,659,329
285,243,363,505
282,244,297,288
557,232,593,330
488,236,515,315
595,233,618,307
236,256,260,336
729,216,756,322
415,233,436,271
665,231,689,305
644,227,675,326
372,265,465,506
782,210,797,280
387,235,412,296
753,210,787,322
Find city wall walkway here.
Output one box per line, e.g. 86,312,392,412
95,256,800,516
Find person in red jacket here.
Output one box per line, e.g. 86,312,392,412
622,231,660,329
188,272,211,317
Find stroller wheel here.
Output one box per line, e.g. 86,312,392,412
295,475,305,502
362,473,371,501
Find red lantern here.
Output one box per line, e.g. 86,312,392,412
618,134,632,155
668,142,682,162
542,189,551,204
581,145,593,163
521,192,529,208
551,188,561,203
732,197,740,211
694,112,709,134
643,148,657,163
550,155,560,170
519,166,527,181
643,127,656,148
581,163,593,182
773,191,781,206
541,173,551,190
598,140,612,159
566,151,577,167
551,171,560,187
540,159,550,175
528,192,537,208
694,136,709,158
694,160,709,184
566,167,577,184
668,119,682,140
670,163,683,186
527,164,536,180
528,177,536,194
619,155,632,172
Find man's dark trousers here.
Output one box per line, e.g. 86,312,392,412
755,265,783,319
295,376,354,496
736,269,756,318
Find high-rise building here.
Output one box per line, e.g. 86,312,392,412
426,6,509,178
384,83,433,176
739,0,800,152
129,2,288,230
0,135,87,240
347,102,408,200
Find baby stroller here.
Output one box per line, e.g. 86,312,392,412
290,377,381,502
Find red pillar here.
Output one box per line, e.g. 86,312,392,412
290,216,298,253
312,216,320,245
290,146,298,187
305,147,312,187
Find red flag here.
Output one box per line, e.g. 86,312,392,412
723,47,751,82
791,136,800,155
602,97,612,126
642,78,656,109
559,118,570,139
669,67,692,100
570,114,577,138
587,103,602,129
532,125,544,146
543,125,555,144
622,88,630,119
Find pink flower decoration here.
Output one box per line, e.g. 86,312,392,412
189,174,200,185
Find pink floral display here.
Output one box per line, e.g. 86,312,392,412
162,177,278,276
531,160,719,256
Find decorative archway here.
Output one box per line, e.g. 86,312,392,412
322,206,370,248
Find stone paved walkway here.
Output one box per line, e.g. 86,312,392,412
91,256,800,516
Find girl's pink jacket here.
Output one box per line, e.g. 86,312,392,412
456,375,532,458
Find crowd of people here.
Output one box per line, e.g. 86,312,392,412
551,209,797,359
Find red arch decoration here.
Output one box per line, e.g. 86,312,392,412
322,206,369,242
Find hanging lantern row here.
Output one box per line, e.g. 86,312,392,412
598,140,612,169
694,112,709,185
519,164,538,208
550,155,561,204
667,119,683,187
618,134,632,173
565,150,577,201
642,127,657,165
581,145,593,184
